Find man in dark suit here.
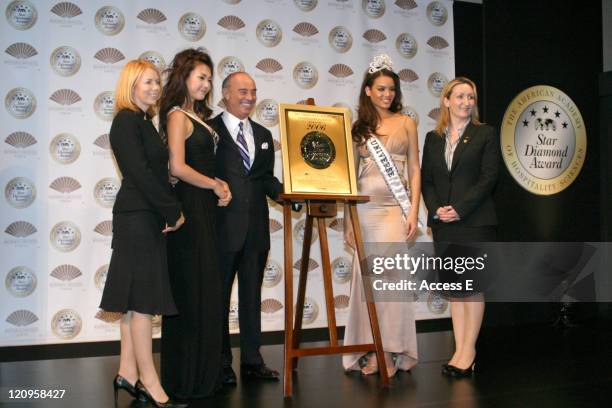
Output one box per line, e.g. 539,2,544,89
208,72,282,383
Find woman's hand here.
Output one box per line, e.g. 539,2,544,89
214,178,232,206
163,212,185,233
405,211,418,240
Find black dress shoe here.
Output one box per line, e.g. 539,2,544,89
223,366,237,385
135,380,188,408
113,374,147,405
447,362,475,378
441,363,451,376
240,363,280,380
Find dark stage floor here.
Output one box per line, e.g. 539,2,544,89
1,322,612,408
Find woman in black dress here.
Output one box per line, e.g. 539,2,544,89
159,49,230,398
99,60,187,407
421,77,499,377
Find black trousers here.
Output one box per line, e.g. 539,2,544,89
219,245,269,366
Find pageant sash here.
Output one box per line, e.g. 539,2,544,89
168,106,219,149
365,134,421,227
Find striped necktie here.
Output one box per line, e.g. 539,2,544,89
236,121,251,171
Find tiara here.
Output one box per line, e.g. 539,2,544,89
368,54,393,74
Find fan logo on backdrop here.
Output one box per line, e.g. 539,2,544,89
5,266,37,297
94,6,124,36
293,61,318,89
93,220,113,247
393,0,418,17
328,63,355,87
4,41,39,68
291,22,320,45
263,259,282,288
49,176,82,203
362,0,385,18
217,56,245,79
256,99,279,127
254,58,283,82
256,20,282,47
94,311,121,333
426,35,450,57
49,1,83,27
51,309,82,340
228,301,239,331
93,91,115,121
334,294,350,310
426,1,448,26
93,47,125,73
217,15,246,39
301,297,319,325
294,0,317,11
427,72,448,97
92,133,111,159
402,106,420,126
396,33,418,59
399,69,419,92
501,85,586,195
139,51,166,70
178,12,205,41
5,177,36,209
5,0,37,30
261,298,283,314
328,26,353,53
49,221,81,252
5,310,38,336
5,87,36,119
331,257,351,284
136,8,167,34
93,178,120,208
49,133,80,164
361,28,388,52
427,292,449,314
50,264,83,288
49,89,82,114
3,220,37,247
4,131,38,161
94,264,109,292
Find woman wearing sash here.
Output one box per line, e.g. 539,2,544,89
159,49,231,398
421,77,498,378
343,55,421,377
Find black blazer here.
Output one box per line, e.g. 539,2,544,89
208,113,282,251
421,122,499,228
109,109,181,225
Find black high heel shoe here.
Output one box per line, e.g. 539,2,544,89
447,361,475,378
135,380,188,408
441,363,451,375
113,374,147,406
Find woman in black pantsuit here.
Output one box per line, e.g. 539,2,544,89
421,77,499,378
99,60,186,408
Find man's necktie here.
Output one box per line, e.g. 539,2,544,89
236,121,251,171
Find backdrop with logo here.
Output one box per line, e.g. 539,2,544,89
1,0,454,346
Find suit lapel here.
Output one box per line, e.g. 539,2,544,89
450,122,474,174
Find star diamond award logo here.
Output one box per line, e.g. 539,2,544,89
501,85,586,195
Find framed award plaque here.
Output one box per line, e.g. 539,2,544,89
278,104,358,196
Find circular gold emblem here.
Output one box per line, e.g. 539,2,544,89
328,26,353,53
5,177,36,209
362,0,385,18
426,1,448,26
178,12,206,41
139,51,166,70
94,264,109,291
93,91,115,121
94,177,120,208
396,33,418,59
228,301,239,331
293,219,318,244
50,221,81,252
217,56,244,79
294,0,317,11
95,6,124,35
49,46,81,77
256,19,282,47
427,292,448,314
5,87,36,119
51,309,82,340
402,106,419,126
256,99,279,127
427,72,448,97
331,257,352,284
293,61,318,89
5,266,37,297
300,131,336,169
263,259,283,288
301,297,319,325
5,0,37,30
501,85,587,195
50,133,81,164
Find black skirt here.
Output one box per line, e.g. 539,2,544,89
99,211,178,316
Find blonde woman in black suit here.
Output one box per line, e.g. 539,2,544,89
421,77,499,378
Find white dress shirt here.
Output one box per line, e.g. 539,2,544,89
222,111,256,162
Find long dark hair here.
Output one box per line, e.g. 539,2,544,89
352,69,402,143
159,48,214,139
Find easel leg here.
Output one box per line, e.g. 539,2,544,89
318,218,338,345
292,215,313,369
349,204,389,386
283,202,294,397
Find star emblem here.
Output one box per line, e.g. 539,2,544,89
543,106,549,113
522,120,529,127
530,109,536,117
562,122,568,128
555,110,561,118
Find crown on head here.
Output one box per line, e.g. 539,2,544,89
368,54,394,74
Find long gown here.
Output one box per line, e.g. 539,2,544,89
343,116,419,372
161,116,223,398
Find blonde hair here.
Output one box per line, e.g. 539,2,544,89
114,60,159,116
434,76,481,135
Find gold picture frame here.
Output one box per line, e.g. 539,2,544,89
279,104,358,196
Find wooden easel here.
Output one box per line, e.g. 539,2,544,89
281,99,389,396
